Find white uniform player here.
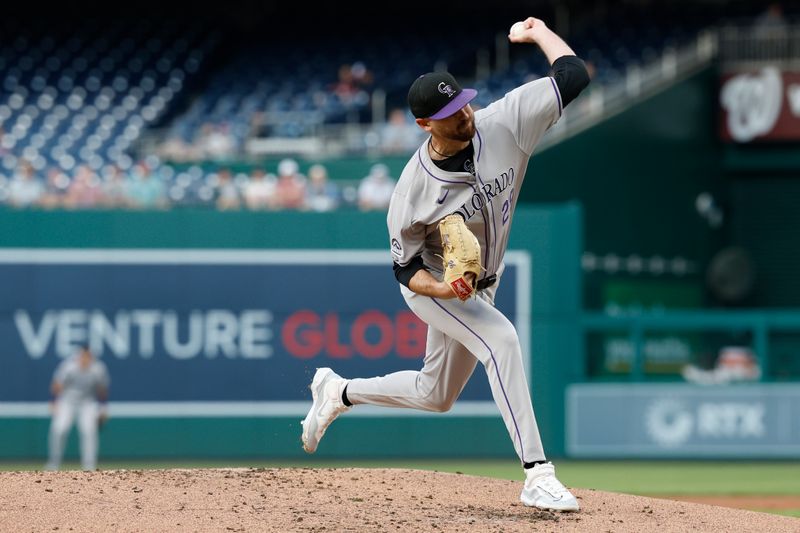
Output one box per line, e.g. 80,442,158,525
302,17,589,511
46,347,110,471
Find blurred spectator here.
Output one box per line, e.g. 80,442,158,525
39,167,70,209
215,168,241,210
331,63,370,107
244,168,276,210
127,163,166,209
272,158,307,210
8,160,43,208
304,164,340,212
753,2,789,52
358,163,396,211
381,108,423,154
350,61,374,92
754,2,787,30
65,166,104,209
0,127,9,158
101,165,131,208
0,174,9,204
682,346,761,385
248,111,269,138
332,64,359,103
194,123,214,155
158,134,199,163
196,122,237,160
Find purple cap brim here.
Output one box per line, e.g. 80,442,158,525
429,88,478,119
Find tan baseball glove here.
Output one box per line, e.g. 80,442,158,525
438,214,483,301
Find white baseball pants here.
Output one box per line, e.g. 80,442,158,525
346,281,546,464
46,399,100,471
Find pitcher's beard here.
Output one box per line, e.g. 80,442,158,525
452,122,475,142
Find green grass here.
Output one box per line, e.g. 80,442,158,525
556,461,800,496
760,509,800,518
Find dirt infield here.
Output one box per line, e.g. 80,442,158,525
1,468,797,532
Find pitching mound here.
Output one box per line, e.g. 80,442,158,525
1,468,797,532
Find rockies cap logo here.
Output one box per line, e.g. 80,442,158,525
438,82,456,98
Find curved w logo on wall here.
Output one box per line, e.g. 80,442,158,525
0,249,529,417
720,67,800,142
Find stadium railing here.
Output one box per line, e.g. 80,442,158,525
719,23,800,66
582,310,800,382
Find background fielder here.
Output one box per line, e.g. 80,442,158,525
302,17,590,511
46,346,110,471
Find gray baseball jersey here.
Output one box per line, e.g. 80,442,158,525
346,77,561,465
387,77,560,277
53,355,110,403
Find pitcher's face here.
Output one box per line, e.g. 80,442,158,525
430,105,476,142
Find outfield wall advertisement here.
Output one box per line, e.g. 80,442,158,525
0,249,529,418
567,384,800,458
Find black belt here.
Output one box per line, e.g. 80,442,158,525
476,274,497,291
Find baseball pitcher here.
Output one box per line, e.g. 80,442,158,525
302,17,590,511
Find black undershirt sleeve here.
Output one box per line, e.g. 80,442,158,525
393,256,426,288
551,55,590,108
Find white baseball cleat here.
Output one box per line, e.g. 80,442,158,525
301,367,350,453
520,462,579,511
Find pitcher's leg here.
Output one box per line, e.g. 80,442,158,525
480,328,545,463
409,292,545,464
346,327,478,412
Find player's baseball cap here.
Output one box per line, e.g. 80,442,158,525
407,72,478,120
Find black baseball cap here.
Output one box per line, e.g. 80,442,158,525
407,72,478,120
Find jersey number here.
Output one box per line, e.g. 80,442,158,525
502,188,515,225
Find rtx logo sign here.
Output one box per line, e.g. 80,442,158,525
645,399,766,447
696,402,765,439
